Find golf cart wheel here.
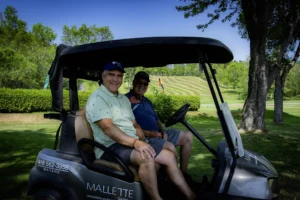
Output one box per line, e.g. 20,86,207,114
34,188,62,200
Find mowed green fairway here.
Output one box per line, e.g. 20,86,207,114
86,75,245,104
119,75,244,104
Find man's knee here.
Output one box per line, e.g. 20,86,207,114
131,150,156,167
140,156,156,168
178,131,193,146
163,142,176,152
159,149,177,163
185,131,193,144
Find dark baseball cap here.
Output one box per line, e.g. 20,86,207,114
103,61,125,73
134,71,150,82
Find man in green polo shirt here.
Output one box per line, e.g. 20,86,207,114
86,61,195,200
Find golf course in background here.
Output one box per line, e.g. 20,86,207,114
0,76,299,199
86,75,245,105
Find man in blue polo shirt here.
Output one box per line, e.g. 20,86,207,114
125,71,194,175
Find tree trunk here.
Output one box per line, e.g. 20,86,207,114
273,42,300,124
240,39,269,131
273,74,284,123
239,0,272,132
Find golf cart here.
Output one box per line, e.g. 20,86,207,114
27,37,279,200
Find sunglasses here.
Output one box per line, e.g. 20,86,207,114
136,81,149,86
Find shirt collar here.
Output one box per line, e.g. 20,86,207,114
100,84,120,98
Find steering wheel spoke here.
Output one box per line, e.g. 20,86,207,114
165,103,190,127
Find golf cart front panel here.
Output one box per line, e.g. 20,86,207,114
27,149,144,200
216,141,279,199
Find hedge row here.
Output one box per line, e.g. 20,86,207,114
0,89,200,119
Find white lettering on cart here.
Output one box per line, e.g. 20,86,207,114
37,159,69,174
87,183,133,199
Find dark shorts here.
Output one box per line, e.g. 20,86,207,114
100,138,167,165
147,128,180,152
100,143,134,165
165,129,180,145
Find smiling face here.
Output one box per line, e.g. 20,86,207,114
133,78,149,97
102,70,124,94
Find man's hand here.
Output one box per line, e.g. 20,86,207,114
162,131,168,140
144,130,163,138
133,140,156,159
152,131,163,138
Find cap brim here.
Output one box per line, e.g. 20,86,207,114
108,67,125,73
134,76,150,82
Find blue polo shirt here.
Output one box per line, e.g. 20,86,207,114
125,90,159,131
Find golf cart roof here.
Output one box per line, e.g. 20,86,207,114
52,37,233,80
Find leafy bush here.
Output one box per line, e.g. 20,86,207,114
0,89,92,113
0,89,200,118
171,95,200,111
146,88,200,122
0,89,52,113
146,88,175,122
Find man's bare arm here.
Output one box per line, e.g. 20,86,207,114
143,129,162,138
96,118,156,159
132,120,145,140
97,118,136,147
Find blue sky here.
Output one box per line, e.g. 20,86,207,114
1,0,250,61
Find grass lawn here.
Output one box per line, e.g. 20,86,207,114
0,104,300,199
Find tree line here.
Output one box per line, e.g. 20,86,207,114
0,6,113,89
1,3,300,132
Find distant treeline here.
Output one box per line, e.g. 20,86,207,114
1,6,299,98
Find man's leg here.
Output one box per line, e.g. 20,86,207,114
166,129,193,173
148,137,177,158
155,149,195,200
130,150,162,200
162,141,177,157
176,131,193,173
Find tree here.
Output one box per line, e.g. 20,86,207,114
0,6,30,49
0,6,34,88
185,64,200,76
0,6,57,89
176,0,300,132
31,23,57,46
273,41,300,123
285,62,300,96
124,67,137,89
62,24,113,46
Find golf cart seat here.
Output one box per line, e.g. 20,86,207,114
74,109,140,182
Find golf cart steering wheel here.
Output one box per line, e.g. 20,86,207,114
165,103,190,127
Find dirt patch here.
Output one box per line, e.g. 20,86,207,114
0,113,52,123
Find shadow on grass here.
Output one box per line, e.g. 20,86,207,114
175,110,300,199
242,133,300,199
0,128,55,200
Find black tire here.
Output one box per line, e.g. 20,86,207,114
33,188,62,200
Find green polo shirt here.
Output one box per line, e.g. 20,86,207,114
85,85,138,159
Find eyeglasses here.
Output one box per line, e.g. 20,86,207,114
136,81,149,86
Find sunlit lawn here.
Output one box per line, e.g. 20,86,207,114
0,103,299,199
